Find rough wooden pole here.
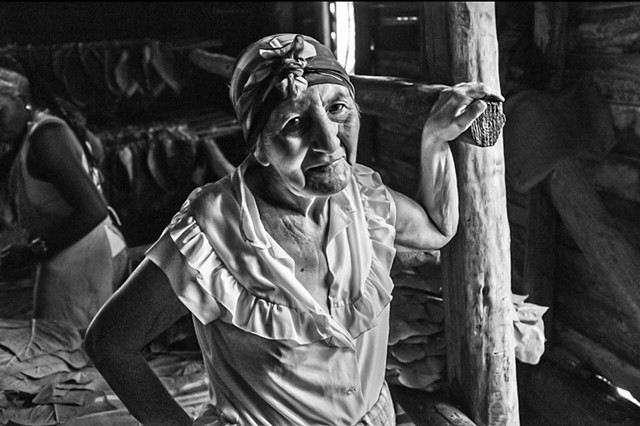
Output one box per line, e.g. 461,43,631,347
434,3,520,425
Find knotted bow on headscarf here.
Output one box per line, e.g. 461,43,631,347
229,34,355,147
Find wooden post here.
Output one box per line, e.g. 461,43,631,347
427,3,520,425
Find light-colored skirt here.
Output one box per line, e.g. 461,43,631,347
32,218,128,331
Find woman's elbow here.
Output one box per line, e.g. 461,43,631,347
84,318,119,367
439,222,458,245
436,232,454,249
429,229,456,250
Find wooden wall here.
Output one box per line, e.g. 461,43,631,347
559,0,640,400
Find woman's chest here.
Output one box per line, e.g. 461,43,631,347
263,215,332,311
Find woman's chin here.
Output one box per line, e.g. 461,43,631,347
304,161,351,196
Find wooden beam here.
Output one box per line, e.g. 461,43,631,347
186,50,445,127
389,384,477,426
517,347,640,426
430,3,520,425
556,322,640,402
520,186,557,345
421,2,452,84
513,1,568,347
532,1,568,92
545,158,640,323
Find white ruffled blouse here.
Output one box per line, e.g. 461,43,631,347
146,158,397,425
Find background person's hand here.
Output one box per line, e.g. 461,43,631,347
423,82,504,144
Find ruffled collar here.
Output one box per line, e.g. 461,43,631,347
166,158,395,348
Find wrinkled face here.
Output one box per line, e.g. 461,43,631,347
0,92,30,144
257,83,360,198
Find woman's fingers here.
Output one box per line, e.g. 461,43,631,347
424,83,503,142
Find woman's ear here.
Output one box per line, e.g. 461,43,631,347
253,137,270,167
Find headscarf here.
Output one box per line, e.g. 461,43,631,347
0,55,30,99
229,33,355,146
0,56,30,176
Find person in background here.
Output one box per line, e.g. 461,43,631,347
85,33,503,425
0,55,129,332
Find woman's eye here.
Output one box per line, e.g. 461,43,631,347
282,117,305,134
328,103,346,115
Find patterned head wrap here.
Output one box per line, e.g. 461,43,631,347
229,33,355,146
0,56,29,99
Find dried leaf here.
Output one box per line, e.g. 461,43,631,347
0,371,64,394
51,349,90,370
1,354,64,379
20,357,71,379
0,319,82,362
388,319,438,345
0,401,57,425
515,304,549,324
391,343,426,363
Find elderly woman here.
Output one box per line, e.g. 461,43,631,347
85,34,503,426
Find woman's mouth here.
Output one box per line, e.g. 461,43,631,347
306,157,344,174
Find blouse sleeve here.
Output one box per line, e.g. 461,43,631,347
353,164,397,273
145,203,223,325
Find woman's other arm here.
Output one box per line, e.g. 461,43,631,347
84,258,193,426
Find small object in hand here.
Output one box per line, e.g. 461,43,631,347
28,238,48,257
470,101,506,147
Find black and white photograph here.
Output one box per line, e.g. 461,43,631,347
0,2,639,425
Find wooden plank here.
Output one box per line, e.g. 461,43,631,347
185,52,485,149
421,1,453,84
567,2,640,54
376,125,421,164
506,202,528,229
532,2,568,92
520,186,557,345
516,347,640,426
389,384,477,426
352,1,377,169
429,3,519,426
517,1,569,348
556,322,640,401
505,182,529,209
557,243,623,310
353,2,374,75
375,152,419,197
556,246,640,364
565,52,640,105
596,192,640,250
555,287,640,370
350,75,446,131
545,158,640,322
594,153,640,204
373,50,422,79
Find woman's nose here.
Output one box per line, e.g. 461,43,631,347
311,116,340,153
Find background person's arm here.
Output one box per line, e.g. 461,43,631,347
84,258,193,426
28,121,108,254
